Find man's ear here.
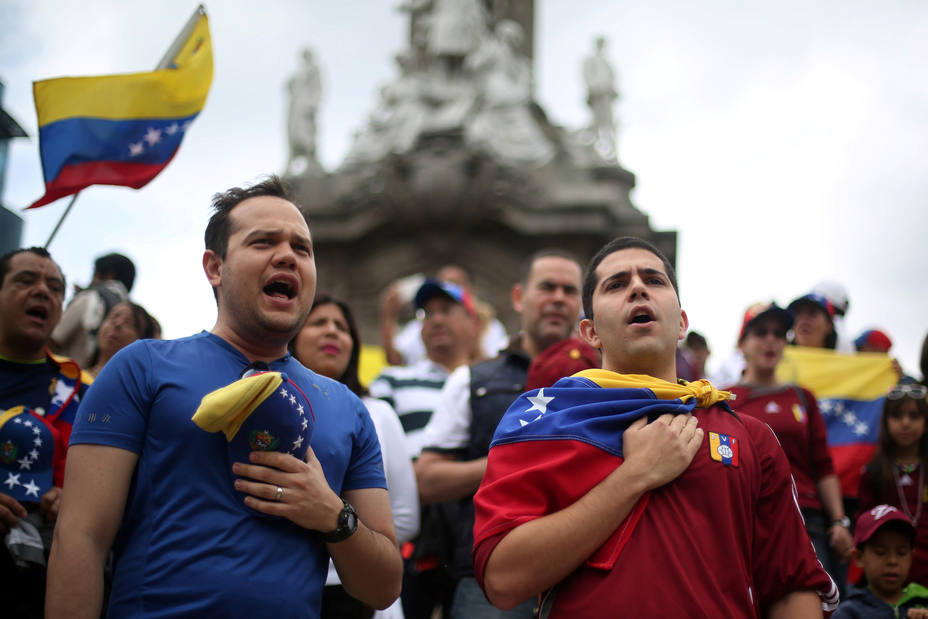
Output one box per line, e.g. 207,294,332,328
579,317,601,350
678,309,689,342
203,250,222,289
511,283,524,313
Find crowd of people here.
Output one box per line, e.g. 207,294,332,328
0,175,926,617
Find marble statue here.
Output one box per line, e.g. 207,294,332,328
582,36,619,159
287,48,322,173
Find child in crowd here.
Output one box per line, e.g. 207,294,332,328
833,505,928,618
856,378,928,587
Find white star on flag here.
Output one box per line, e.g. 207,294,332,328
33,437,43,447
280,387,289,398
301,418,308,431
23,420,33,428
23,479,40,498
291,435,303,451
129,141,145,156
854,422,869,437
29,449,39,459
32,426,41,435
17,456,33,470
143,127,162,146
297,404,304,416
3,473,20,489
289,394,297,406
12,417,22,424
520,389,555,426
165,122,180,135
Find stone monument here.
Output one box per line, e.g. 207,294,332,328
284,0,676,341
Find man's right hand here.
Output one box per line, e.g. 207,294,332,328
621,413,703,492
0,492,28,534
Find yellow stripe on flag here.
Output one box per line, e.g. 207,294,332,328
33,14,213,124
776,346,896,400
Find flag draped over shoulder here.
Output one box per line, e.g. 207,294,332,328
28,10,213,209
473,371,730,574
777,346,897,498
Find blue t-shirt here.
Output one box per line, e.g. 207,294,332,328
70,332,386,618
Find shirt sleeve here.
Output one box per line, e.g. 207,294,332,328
68,341,153,453
748,419,840,611
804,388,835,480
368,372,395,409
420,364,472,452
363,397,420,544
340,392,389,492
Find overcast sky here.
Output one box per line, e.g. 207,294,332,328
2,1,926,377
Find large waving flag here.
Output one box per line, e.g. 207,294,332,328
28,7,212,209
777,346,897,498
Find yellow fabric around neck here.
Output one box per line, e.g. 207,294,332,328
573,369,732,409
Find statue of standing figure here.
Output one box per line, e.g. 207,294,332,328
582,36,619,160
287,48,322,173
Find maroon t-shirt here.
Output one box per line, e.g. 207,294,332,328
728,384,835,510
474,405,838,617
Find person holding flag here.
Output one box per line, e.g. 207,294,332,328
472,237,839,617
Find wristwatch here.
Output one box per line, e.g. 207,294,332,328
321,499,358,543
831,516,851,528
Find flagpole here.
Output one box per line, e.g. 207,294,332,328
44,192,80,248
156,4,206,70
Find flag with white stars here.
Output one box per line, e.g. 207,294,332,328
28,8,213,209
0,406,58,503
776,346,898,497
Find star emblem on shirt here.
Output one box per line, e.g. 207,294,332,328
23,479,40,498
765,401,780,414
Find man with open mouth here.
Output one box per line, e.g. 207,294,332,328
473,236,840,618
47,176,402,618
0,246,91,617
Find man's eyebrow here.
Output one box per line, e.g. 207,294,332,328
599,271,628,290
242,228,281,241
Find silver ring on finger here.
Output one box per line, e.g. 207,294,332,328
275,486,284,501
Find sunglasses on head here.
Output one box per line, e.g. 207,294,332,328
887,383,928,400
749,327,787,339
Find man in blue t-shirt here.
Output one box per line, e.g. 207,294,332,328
46,177,402,618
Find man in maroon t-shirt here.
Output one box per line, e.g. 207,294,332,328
473,237,839,617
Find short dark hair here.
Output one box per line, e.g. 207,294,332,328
582,237,678,321
289,293,366,397
686,331,708,351
204,175,300,259
0,247,66,292
518,248,582,286
94,252,136,292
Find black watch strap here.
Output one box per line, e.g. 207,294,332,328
321,499,358,543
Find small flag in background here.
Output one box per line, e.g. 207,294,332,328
28,7,213,209
777,346,897,498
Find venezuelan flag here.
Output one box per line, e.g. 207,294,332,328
28,8,213,209
777,346,897,498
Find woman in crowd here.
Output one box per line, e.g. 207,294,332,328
788,292,838,349
856,377,928,587
86,301,157,378
728,302,853,592
291,294,419,619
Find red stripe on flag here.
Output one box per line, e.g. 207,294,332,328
28,153,177,209
830,443,877,499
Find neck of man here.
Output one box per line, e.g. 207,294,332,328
603,354,677,384
0,337,47,363
210,323,290,364
428,348,470,373
740,366,778,387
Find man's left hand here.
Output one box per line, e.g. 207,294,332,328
232,447,342,532
39,486,63,521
